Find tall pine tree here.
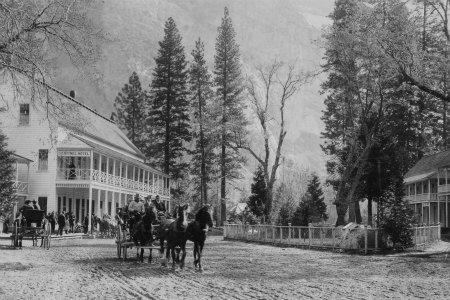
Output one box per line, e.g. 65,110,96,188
189,38,216,205
214,7,246,225
0,130,16,218
114,71,147,152
149,17,190,180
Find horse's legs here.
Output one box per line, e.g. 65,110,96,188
170,247,177,270
193,243,199,268
180,244,187,269
149,249,152,263
198,241,205,272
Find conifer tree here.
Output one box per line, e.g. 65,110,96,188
292,174,327,226
189,38,216,204
0,130,16,218
247,165,267,219
149,17,190,180
114,71,147,152
214,7,246,225
307,174,328,221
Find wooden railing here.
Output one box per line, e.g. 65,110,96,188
58,168,170,196
13,181,28,194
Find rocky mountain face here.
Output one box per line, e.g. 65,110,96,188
52,0,334,179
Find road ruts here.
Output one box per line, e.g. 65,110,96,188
1,237,450,299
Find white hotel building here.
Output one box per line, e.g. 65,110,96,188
0,74,170,230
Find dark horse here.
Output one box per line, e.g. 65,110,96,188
132,206,157,263
187,205,214,272
163,204,190,269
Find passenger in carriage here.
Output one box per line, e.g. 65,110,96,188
32,199,40,210
152,195,166,215
127,194,145,233
19,200,34,213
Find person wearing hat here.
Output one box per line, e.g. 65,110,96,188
32,199,40,210
19,200,34,213
127,194,144,234
152,195,166,215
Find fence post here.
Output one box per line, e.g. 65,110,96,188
364,225,368,255
288,223,291,245
308,223,312,249
272,225,275,244
280,226,283,243
438,223,441,240
251,226,254,241
375,228,378,251
332,227,335,250
264,226,267,242
245,224,248,241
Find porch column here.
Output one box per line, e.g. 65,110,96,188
99,155,102,172
113,159,117,187
428,201,431,225
446,196,449,227
152,173,155,194
96,189,100,217
125,164,128,188
106,157,110,185
26,162,30,192
438,197,440,225
78,198,82,223
422,204,424,224
147,171,150,194
111,191,116,219
88,185,93,233
15,161,19,183
103,190,108,216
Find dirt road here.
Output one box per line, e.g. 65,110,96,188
1,237,449,299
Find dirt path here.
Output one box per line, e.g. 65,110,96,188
1,237,449,299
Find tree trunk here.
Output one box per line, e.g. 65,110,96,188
265,186,273,223
354,200,362,224
220,132,226,226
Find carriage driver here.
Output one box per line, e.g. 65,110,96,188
152,195,166,216
127,193,145,232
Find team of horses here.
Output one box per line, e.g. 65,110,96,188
118,204,213,271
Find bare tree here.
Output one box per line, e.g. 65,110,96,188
235,61,305,221
0,0,101,100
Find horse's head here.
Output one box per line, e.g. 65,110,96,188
196,205,213,229
177,204,190,219
144,206,157,222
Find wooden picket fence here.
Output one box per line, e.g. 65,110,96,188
223,224,441,254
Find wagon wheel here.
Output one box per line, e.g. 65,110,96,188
11,222,19,248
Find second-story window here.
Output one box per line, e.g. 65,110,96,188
38,149,48,171
19,104,29,125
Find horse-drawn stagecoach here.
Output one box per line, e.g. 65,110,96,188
115,204,213,271
11,209,51,249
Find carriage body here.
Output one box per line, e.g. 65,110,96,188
11,209,51,249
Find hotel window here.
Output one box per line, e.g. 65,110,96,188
19,104,30,125
38,149,48,171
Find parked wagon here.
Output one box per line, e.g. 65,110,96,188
11,209,51,249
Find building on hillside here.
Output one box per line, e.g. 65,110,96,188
403,150,450,227
0,73,170,230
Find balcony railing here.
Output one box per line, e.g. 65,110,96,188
404,193,438,202
13,181,28,194
57,168,170,196
438,184,450,193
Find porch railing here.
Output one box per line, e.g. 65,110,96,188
13,181,28,194
57,168,170,196
223,224,441,253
